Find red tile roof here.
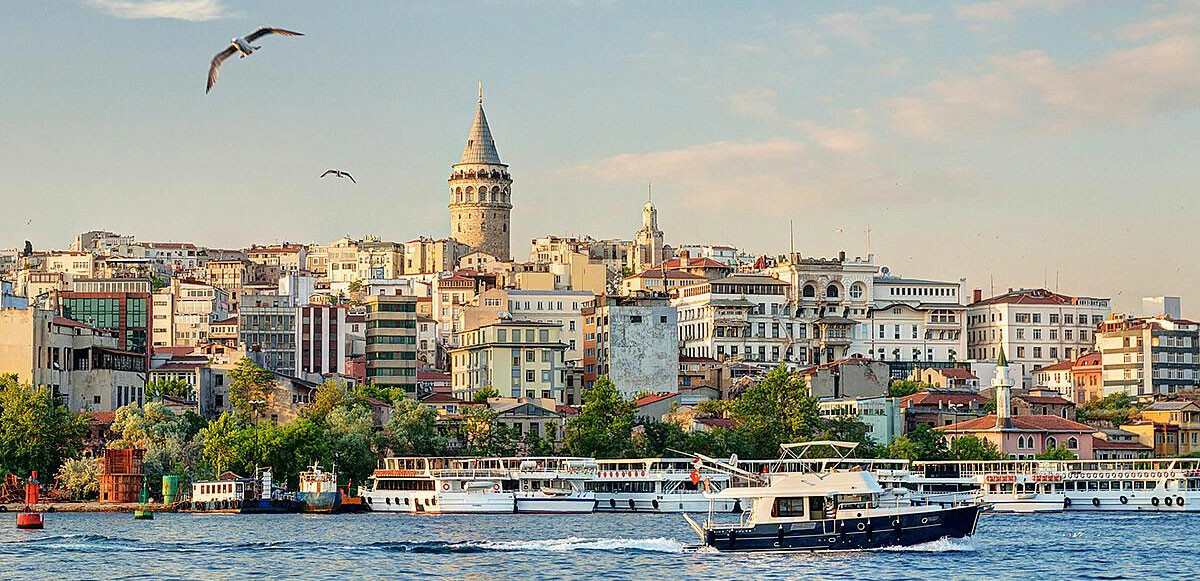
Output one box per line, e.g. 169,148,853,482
634,393,679,407
420,392,471,405
556,405,581,416
900,391,988,409
152,363,204,372
663,257,729,269
418,371,451,382
936,414,1095,433
1036,360,1076,373
87,411,115,424
971,288,1107,307
1016,395,1073,406
1091,437,1151,450
934,368,978,380
153,346,200,357
625,268,705,280
52,316,94,330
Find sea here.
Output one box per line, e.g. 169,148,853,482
0,511,1196,580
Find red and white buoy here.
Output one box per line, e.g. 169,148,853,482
16,471,44,530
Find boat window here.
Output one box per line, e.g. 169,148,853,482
773,497,807,518
1099,481,1110,491
809,497,824,520
1087,481,1099,491
1064,481,1074,491
1122,481,1132,491
1134,481,1145,490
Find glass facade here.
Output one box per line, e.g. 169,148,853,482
61,295,150,353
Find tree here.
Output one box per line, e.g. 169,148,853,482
229,357,275,421
730,366,821,458
326,406,380,487
887,380,927,398
949,434,1003,460
461,405,518,456
631,419,689,457
145,378,192,401
0,376,88,477
303,380,361,425
564,377,635,458
198,412,248,476
385,398,447,456
472,385,499,404
1077,393,1140,425
882,435,918,461
817,415,879,457
884,424,950,461
1036,445,1077,460
56,457,101,500
109,403,204,489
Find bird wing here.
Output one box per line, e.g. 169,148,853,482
345,173,356,184
207,46,238,93
321,170,337,178
246,27,305,42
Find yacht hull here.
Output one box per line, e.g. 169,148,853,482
514,494,597,514
595,493,738,513
364,491,515,514
701,505,981,552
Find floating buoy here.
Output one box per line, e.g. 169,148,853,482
16,471,45,530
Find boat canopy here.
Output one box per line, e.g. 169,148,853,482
708,471,884,500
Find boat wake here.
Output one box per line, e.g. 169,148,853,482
880,536,977,553
370,536,685,554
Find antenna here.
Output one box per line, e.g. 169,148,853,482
647,182,652,203
789,219,794,257
866,224,872,258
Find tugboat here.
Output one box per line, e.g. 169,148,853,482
682,441,982,552
296,463,341,514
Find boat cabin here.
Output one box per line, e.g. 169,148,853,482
729,471,886,525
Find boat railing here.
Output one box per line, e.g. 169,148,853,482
427,469,512,479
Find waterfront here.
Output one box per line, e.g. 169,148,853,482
2,512,1198,580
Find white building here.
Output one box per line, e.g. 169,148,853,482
1096,313,1200,397
151,279,231,348
966,288,1111,387
855,275,966,365
673,274,805,363
589,295,678,398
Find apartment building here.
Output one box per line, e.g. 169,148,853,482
363,295,419,393
450,319,566,402
1096,314,1200,397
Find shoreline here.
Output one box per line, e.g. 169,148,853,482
1,502,171,514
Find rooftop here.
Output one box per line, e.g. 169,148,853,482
936,414,1095,433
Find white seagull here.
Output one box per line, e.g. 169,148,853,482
207,27,304,93
321,169,356,184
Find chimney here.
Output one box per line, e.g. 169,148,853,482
973,289,983,303
1008,287,1013,293
838,250,846,262
678,249,689,261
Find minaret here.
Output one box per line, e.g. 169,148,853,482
993,346,1012,429
449,83,513,260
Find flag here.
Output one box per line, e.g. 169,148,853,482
690,469,701,485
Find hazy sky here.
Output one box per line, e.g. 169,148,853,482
2,1,1198,314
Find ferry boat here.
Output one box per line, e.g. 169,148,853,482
914,458,1200,513
588,458,738,513
361,457,514,514
188,469,301,513
296,463,341,514
683,442,982,552
478,457,598,514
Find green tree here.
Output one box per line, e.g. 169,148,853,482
461,404,519,456
886,424,951,461
325,406,378,486
385,398,448,456
817,415,879,457
730,366,821,458
564,377,635,458
198,412,249,476
631,419,690,457
1077,393,1140,425
882,435,918,461
1035,445,1077,460
109,403,205,489
472,385,499,403
0,377,88,477
229,357,275,421
303,380,362,425
145,378,192,401
949,434,1003,460
887,380,927,398
56,456,101,500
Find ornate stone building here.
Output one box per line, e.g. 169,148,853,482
449,85,513,260
629,185,665,272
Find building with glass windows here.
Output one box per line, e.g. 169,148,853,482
450,319,565,402
238,293,296,375
364,295,418,393
59,290,151,355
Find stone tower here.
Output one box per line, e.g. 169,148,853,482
631,183,665,272
449,84,512,260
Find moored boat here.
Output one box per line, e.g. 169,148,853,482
361,457,514,514
188,469,301,514
296,463,341,514
589,458,737,513
495,457,598,514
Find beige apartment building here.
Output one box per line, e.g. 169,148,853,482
364,295,419,393
450,320,567,402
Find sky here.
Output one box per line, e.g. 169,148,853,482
2,1,1199,314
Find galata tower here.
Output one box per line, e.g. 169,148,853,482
449,84,512,260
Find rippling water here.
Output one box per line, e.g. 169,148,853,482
1,511,1196,580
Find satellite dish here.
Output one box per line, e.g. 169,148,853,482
497,310,512,320
728,453,739,467
880,266,891,276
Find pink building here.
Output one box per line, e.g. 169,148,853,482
937,414,1098,459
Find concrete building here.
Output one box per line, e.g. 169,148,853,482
449,87,513,260
800,357,890,400
450,320,566,402
661,250,735,280
918,367,979,389
966,288,1111,386
818,396,903,446
59,288,152,355
1096,314,1200,397
295,305,349,382
0,309,146,412
620,268,705,295
1130,401,1200,456
1071,352,1103,405
363,295,419,393
1142,296,1182,319
150,279,230,348
585,295,679,397
404,237,470,275
860,275,966,369
1,280,28,310
1032,360,1077,400
238,293,296,375
246,243,307,274
673,274,801,363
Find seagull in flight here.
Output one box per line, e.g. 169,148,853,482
207,26,304,93
321,169,357,184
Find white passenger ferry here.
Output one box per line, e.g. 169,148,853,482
478,457,598,514
361,457,514,514
588,458,738,513
913,458,1200,513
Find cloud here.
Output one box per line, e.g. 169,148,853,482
1117,12,1198,41
578,139,807,181
717,89,779,119
890,35,1200,138
86,0,234,22
819,6,935,47
953,0,1076,24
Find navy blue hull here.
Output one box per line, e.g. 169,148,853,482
704,505,981,552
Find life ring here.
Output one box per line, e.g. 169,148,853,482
404,498,410,505
1064,497,1072,507
892,518,902,532
609,498,616,508
1152,497,1160,507
1120,496,1128,505
857,522,866,531
492,484,499,492
1165,497,1173,507
651,499,659,510
1177,496,1185,506
1092,498,1100,507
442,482,450,491
628,499,636,510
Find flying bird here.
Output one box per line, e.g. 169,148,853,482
207,27,304,93
321,169,356,184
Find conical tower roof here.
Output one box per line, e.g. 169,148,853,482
458,84,503,165
996,346,1007,367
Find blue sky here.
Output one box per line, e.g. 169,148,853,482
2,1,1199,313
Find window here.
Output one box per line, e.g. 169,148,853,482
526,370,534,382
1067,437,1079,450
773,497,807,518
630,315,642,323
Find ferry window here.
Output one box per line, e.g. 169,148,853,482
1064,481,1074,491
1122,481,1132,490
1099,481,1110,491
1134,481,1145,490
1088,481,1098,491
773,497,806,518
